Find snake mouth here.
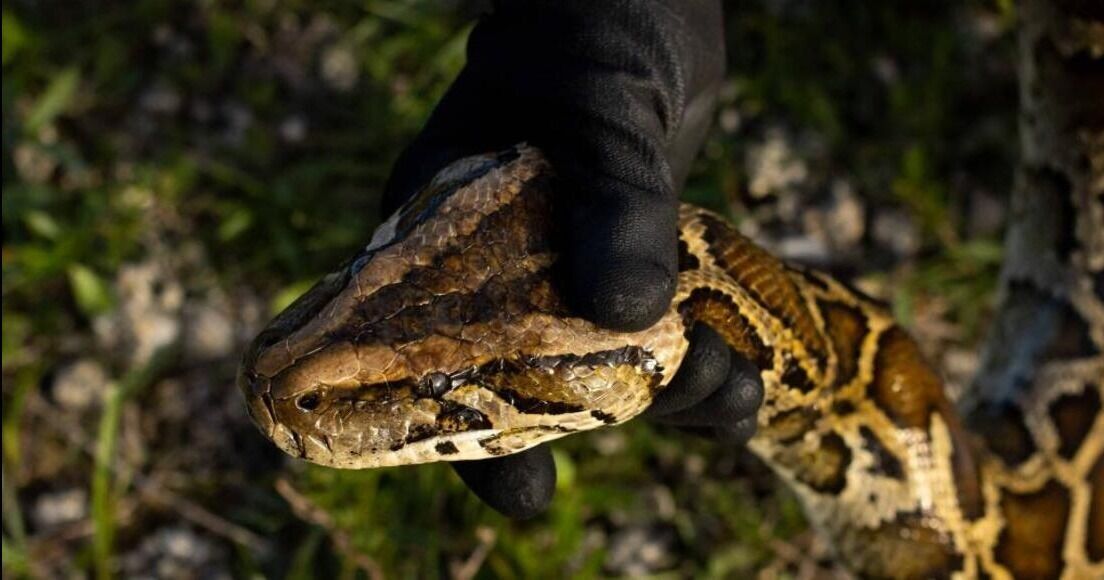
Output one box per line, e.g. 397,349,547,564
237,366,277,439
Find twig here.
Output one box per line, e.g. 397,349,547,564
136,476,268,554
450,526,496,580
23,393,269,555
274,477,384,580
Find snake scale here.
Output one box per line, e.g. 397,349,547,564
239,5,1103,576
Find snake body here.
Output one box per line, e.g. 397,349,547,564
239,144,1103,578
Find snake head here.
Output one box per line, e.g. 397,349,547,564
238,146,688,468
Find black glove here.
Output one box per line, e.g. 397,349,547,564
383,0,764,519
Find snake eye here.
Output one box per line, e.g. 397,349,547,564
297,392,322,412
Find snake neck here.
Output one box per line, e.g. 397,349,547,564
675,205,986,577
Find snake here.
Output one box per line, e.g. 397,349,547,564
238,7,1103,575
237,144,1102,579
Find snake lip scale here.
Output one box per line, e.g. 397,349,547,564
239,145,1104,579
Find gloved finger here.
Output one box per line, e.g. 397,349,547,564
671,415,757,447
450,444,556,519
644,323,731,417
712,415,758,445
551,128,680,332
654,350,764,429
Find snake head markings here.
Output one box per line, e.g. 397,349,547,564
238,145,688,469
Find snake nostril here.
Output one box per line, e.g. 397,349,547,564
297,392,322,412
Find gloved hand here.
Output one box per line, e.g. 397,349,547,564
383,0,763,519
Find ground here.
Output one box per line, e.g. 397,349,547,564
2,1,1018,578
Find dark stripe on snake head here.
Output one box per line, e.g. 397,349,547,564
334,194,562,346
469,347,658,415
395,146,523,235
492,385,586,415
260,149,532,355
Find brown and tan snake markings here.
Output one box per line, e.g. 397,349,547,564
972,403,1037,468
819,299,868,388
240,145,1103,579
677,287,774,371
1050,388,1101,460
1089,455,1104,562
698,212,830,374
860,425,906,481
994,480,1070,579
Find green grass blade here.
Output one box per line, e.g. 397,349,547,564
2,534,29,575
90,345,177,579
1,463,26,548
25,67,80,133
90,378,123,580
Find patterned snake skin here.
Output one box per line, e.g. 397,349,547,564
239,143,1103,578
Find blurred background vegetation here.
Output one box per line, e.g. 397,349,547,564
3,1,1019,578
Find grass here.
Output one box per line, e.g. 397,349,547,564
91,345,177,579
2,1,1016,577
